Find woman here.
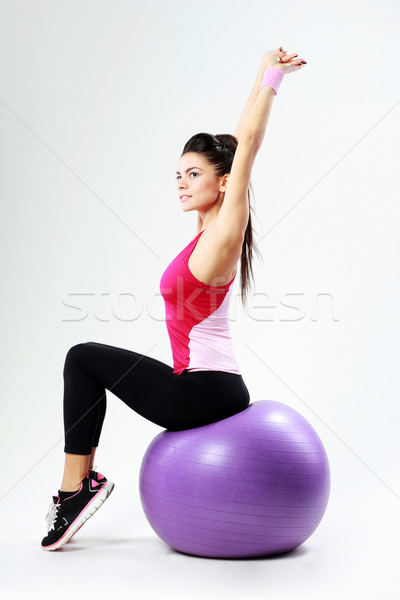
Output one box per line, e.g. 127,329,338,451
41,45,307,550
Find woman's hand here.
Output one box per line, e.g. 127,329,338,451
259,46,307,75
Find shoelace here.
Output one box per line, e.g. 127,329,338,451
44,470,95,534
45,500,61,532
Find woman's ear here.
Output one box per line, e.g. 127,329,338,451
220,174,230,192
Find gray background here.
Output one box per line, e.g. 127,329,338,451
0,0,399,598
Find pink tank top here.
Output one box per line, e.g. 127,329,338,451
160,230,241,375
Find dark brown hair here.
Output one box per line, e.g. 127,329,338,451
181,132,262,308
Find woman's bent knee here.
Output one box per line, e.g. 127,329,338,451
63,342,93,376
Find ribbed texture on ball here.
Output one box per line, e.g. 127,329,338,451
139,400,330,558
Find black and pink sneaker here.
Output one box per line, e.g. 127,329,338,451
41,471,115,551
87,467,107,484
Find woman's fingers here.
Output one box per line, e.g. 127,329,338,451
265,48,307,71
281,52,298,62
284,53,307,66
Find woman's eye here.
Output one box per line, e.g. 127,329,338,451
176,172,197,181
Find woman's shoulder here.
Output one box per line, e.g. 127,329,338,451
188,225,240,287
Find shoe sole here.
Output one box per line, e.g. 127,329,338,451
66,481,114,542
66,481,114,543
41,480,115,551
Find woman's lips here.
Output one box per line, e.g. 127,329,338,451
180,195,192,202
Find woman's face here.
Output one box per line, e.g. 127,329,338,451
176,152,224,212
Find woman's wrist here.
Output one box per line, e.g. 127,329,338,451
259,67,285,95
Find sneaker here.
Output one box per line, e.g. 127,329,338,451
65,468,114,543
41,472,115,551
87,466,107,484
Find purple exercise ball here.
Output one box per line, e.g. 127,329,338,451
139,400,330,558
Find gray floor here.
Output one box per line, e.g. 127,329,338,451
1,454,399,600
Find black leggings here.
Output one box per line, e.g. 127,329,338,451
63,341,251,455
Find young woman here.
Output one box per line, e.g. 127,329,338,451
41,45,307,550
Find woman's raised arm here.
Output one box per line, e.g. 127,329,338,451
234,47,286,141
234,46,307,146
210,47,307,243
